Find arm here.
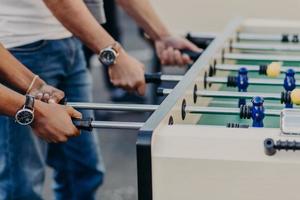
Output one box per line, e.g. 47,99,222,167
117,0,170,41
0,43,45,94
0,83,27,117
43,0,146,95
117,0,201,65
0,83,81,142
0,43,65,103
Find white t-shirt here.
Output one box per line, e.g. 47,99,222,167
0,0,72,48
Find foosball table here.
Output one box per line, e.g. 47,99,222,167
69,18,300,200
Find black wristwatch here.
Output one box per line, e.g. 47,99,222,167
15,95,35,126
98,42,121,66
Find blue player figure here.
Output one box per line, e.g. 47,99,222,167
284,69,296,108
251,96,265,127
237,67,249,107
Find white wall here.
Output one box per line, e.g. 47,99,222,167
151,0,300,33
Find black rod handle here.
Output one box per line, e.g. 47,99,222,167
156,87,166,96
72,118,93,132
144,72,162,84
186,33,214,49
264,138,276,156
180,49,202,61
59,97,67,105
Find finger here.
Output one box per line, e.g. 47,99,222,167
155,41,165,57
57,135,68,143
115,81,133,92
35,92,43,100
66,106,82,119
48,95,60,104
71,126,81,137
42,93,50,103
174,50,184,66
137,80,146,96
167,47,175,65
183,40,203,52
182,54,193,65
49,92,65,104
124,84,135,93
160,50,168,65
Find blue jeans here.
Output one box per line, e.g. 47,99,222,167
0,37,104,200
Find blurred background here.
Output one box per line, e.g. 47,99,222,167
152,0,300,33
43,0,300,199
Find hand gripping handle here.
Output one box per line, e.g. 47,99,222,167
72,118,93,132
180,49,202,61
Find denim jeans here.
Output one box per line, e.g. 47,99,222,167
0,37,104,200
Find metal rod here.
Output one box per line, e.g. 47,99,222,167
238,33,286,42
206,76,299,86
91,121,144,130
158,89,289,107
224,53,300,62
216,64,300,73
185,106,280,116
160,74,183,82
196,90,281,100
67,102,158,112
231,42,300,52
158,88,173,95
211,100,288,108
156,74,296,86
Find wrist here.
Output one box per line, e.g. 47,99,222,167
99,42,123,66
15,94,35,126
33,100,46,119
146,28,171,41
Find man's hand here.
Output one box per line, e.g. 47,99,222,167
108,49,146,96
32,101,81,143
155,35,202,66
29,83,65,104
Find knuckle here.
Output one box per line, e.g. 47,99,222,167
58,91,65,98
128,82,135,88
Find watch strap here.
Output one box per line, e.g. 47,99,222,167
25,95,35,110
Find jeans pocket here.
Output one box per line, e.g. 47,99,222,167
9,40,48,53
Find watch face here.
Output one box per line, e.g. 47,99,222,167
100,50,116,66
15,109,34,126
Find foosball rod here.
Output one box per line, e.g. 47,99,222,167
158,88,300,107
237,33,300,43
230,42,300,52
68,102,278,115
68,102,281,115
214,64,300,74
206,76,299,87
71,106,280,131
211,100,286,108
223,53,300,62
185,106,280,116
158,88,280,100
145,73,298,87
67,102,159,112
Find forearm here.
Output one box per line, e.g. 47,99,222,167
44,0,116,53
0,84,25,117
0,44,45,94
117,0,171,40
